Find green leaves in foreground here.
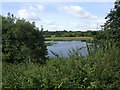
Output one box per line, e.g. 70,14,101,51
2,47,120,89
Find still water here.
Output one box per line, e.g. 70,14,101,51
46,41,88,58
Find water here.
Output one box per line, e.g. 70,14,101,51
46,41,88,58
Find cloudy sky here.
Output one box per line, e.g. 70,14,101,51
2,1,115,31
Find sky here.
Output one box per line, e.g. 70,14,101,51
2,1,115,31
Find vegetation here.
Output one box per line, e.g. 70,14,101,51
45,42,56,46
95,1,120,48
2,47,120,89
45,37,93,41
2,13,47,63
43,30,98,37
2,1,120,89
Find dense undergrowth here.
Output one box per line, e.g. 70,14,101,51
2,46,120,89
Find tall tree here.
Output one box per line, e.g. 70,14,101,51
2,13,47,63
95,1,120,48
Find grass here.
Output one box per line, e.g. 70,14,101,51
45,37,93,41
2,46,120,89
45,42,55,46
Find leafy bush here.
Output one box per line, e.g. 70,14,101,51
2,47,120,89
2,13,47,63
89,47,120,89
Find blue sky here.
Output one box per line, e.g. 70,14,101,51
2,2,115,31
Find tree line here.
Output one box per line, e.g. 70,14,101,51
43,30,98,37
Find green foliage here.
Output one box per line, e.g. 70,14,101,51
43,30,98,37
104,1,120,30
88,46,120,88
2,13,47,63
2,47,120,89
95,1,120,48
2,1,120,89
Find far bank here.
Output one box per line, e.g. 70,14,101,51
45,37,93,41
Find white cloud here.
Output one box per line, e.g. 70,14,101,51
69,22,93,31
18,9,40,21
44,20,55,25
43,19,65,31
70,19,106,31
38,5,45,13
47,25,59,31
45,24,64,31
42,18,105,31
18,5,45,21
59,5,97,19
97,19,106,25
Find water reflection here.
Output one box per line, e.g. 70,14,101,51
46,41,88,58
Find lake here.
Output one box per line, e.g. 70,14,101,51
46,41,88,58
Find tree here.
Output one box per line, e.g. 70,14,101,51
2,13,47,63
95,1,120,48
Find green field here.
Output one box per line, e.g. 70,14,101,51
45,37,93,41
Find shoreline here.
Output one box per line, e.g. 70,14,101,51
45,37,93,41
